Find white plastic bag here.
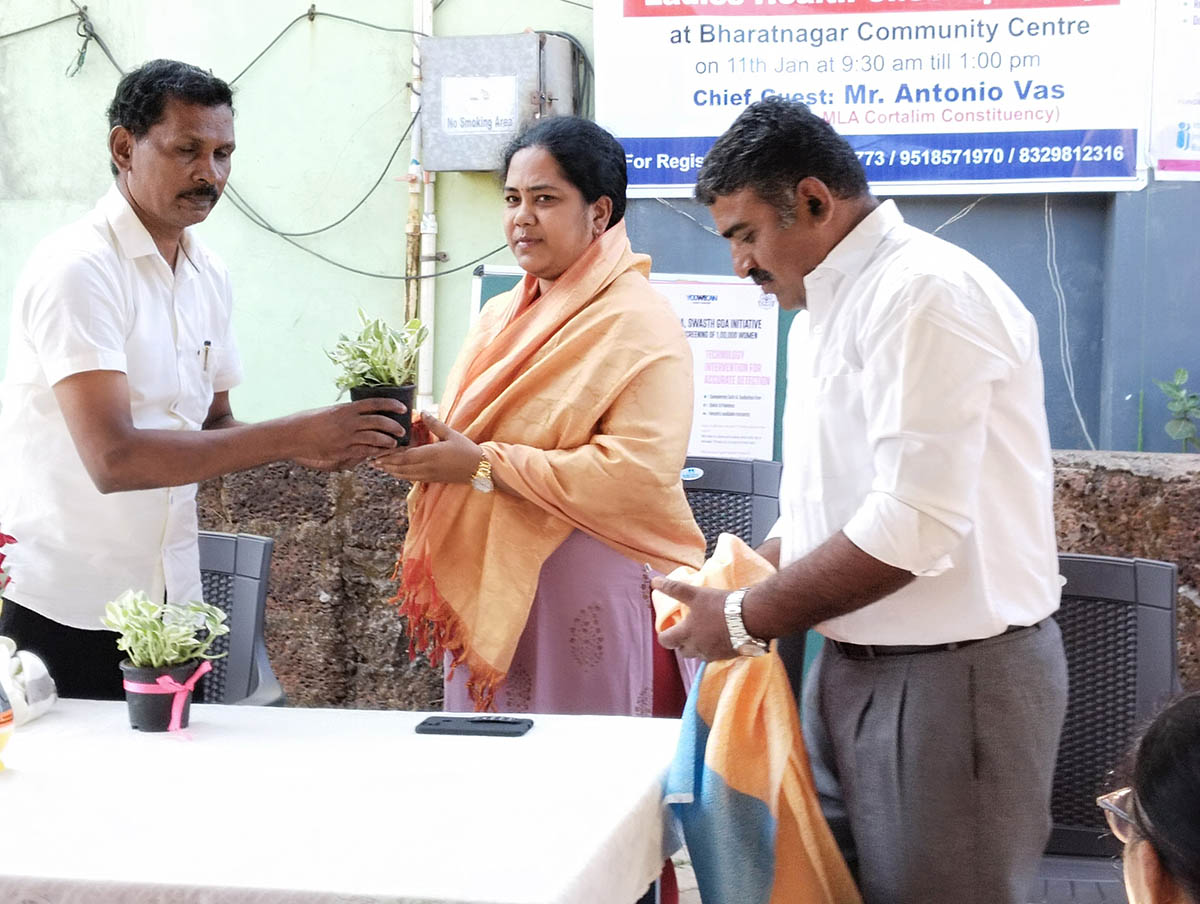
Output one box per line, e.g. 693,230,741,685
0,636,57,725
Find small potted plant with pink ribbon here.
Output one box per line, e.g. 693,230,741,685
101,590,229,732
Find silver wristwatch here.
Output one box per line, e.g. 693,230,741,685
724,589,768,657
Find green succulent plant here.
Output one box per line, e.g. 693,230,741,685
1155,369,1200,452
101,590,230,668
327,308,428,393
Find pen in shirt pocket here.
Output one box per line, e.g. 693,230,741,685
201,340,211,372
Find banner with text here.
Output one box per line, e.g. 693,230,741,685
657,276,779,460
1151,0,1200,180
595,0,1153,195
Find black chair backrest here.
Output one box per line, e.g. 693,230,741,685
196,531,275,705
1049,554,1177,857
681,457,782,557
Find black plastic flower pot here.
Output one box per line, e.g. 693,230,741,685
350,383,414,446
120,660,204,732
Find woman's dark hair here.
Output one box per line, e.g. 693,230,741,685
106,59,233,175
694,97,868,220
499,117,627,228
1127,691,1200,901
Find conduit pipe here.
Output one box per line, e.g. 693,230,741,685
406,0,439,415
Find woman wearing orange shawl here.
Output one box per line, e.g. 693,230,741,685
374,118,705,718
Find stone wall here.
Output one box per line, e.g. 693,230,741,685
197,451,1200,708
196,464,442,710
1053,452,1200,691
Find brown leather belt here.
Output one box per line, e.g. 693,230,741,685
828,619,1047,660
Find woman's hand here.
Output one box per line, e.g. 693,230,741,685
371,412,484,485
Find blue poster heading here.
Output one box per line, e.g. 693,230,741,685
622,128,1137,187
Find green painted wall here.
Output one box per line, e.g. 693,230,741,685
0,0,592,421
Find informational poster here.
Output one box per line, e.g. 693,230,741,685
655,275,779,460
595,0,1153,196
1151,0,1200,180
473,267,779,459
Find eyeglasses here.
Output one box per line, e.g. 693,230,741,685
1096,786,1138,844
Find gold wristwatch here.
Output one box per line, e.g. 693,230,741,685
470,456,493,493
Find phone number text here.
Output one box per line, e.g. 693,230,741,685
855,144,1127,167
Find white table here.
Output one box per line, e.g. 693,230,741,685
0,700,683,904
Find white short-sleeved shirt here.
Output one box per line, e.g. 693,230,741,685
0,185,243,629
772,200,1061,645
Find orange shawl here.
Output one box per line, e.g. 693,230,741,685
396,222,706,709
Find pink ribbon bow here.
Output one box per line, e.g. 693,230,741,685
123,660,213,731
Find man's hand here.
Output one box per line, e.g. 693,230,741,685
371,412,485,484
651,577,738,662
287,398,407,471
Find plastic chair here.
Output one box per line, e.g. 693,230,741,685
196,531,285,706
1028,554,1178,904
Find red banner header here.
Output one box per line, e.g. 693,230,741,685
624,0,1119,16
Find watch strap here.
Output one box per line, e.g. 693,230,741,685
724,588,768,656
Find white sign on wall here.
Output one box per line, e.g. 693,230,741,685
595,0,1154,196
441,76,518,134
655,274,779,460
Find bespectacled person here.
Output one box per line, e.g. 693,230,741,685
1097,692,1200,904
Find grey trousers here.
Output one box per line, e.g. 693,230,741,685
802,618,1068,904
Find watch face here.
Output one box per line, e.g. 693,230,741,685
471,476,493,493
737,642,766,658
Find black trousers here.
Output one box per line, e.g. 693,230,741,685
0,598,125,699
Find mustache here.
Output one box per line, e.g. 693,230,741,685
178,186,219,202
748,268,774,286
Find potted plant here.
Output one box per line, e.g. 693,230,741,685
327,308,428,446
101,590,229,732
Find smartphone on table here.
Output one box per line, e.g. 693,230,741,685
414,715,533,737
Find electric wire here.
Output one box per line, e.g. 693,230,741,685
654,198,722,238
222,197,507,281
229,8,426,85
224,112,418,238
933,196,989,234
933,193,1098,450
11,4,505,281
537,29,594,118
0,11,76,42
64,2,123,75
1045,194,1097,450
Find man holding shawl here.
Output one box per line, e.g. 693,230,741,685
653,98,1068,904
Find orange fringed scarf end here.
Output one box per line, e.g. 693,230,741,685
390,553,505,712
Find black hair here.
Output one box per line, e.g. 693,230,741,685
694,97,868,219
1128,691,1200,901
499,116,627,228
106,59,233,176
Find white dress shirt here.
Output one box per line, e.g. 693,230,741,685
0,186,243,629
773,200,1060,645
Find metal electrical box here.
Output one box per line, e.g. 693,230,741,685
420,32,576,172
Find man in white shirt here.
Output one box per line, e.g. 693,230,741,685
653,98,1068,903
0,60,405,699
